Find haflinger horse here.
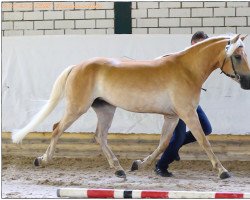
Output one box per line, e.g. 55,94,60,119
12,34,250,180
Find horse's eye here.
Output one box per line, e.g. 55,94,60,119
234,55,241,60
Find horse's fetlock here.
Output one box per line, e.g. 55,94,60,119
113,159,120,167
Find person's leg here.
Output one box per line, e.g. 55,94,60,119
182,105,212,145
156,119,186,175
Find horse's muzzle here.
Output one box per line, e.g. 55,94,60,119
240,74,250,90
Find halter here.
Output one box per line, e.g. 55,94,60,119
220,43,242,81
220,57,241,81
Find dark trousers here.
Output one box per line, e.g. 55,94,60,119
156,105,212,170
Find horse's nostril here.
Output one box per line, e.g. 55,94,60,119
240,74,250,90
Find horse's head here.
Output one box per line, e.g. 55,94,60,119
221,34,250,90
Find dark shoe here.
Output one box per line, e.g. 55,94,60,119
175,154,180,161
154,167,173,177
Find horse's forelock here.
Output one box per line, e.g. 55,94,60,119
226,37,245,57
238,39,245,48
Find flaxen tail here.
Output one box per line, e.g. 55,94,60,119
12,65,75,143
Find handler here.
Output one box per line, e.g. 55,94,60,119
155,31,212,177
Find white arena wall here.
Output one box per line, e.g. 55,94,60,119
2,35,250,135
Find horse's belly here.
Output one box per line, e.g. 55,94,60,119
101,89,174,114
96,64,175,114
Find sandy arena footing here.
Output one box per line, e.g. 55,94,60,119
2,155,250,198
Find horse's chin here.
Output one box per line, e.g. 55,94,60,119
240,74,250,90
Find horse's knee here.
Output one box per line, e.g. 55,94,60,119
159,139,170,152
52,126,61,137
201,137,211,148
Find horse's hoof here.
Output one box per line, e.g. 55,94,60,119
34,157,41,166
220,171,231,179
115,170,126,178
131,160,140,171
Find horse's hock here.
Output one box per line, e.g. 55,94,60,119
2,132,250,161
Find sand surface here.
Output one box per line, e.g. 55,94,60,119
2,155,250,198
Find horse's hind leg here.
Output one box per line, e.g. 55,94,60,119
92,100,125,178
34,104,89,167
34,66,96,166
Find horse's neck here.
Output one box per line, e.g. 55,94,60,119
183,39,228,86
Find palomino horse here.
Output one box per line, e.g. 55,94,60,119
12,34,250,179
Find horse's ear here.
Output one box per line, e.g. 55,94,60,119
226,34,241,57
230,34,241,44
240,34,248,41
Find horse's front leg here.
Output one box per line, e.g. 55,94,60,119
131,115,179,171
181,109,230,179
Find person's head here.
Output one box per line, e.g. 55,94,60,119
191,31,209,45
